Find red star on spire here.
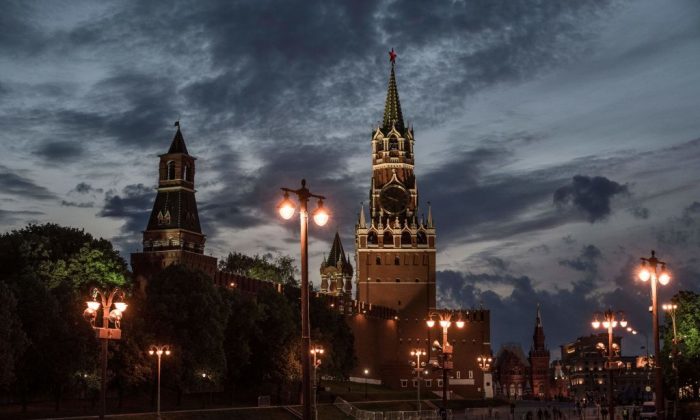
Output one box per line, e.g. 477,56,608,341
389,48,397,63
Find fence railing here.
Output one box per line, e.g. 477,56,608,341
334,397,451,419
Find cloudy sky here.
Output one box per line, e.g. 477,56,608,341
2,0,699,357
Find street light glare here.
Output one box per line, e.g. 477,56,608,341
277,193,296,220
592,320,600,329
638,268,651,282
426,319,435,328
620,320,628,328
455,320,465,328
312,200,329,226
658,271,670,285
439,320,451,329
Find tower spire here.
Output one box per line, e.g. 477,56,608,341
168,121,189,155
382,48,405,134
359,202,366,228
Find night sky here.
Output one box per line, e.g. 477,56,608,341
2,0,699,358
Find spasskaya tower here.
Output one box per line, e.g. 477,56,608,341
355,49,437,320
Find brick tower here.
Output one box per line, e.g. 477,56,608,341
528,304,551,398
131,123,217,293
354,51,437,320
320,231,353,298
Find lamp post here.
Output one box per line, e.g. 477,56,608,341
148,345,171,419
410,349,426,412
592,309,628,420
477,354,493,399
278,179,329,420
662,303,680,419
363,369,369,400
638,250,671,420
426,310,465,420
82,287,127,420
310,345,324,420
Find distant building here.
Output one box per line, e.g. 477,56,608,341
560,334,652,403
528,304,551,398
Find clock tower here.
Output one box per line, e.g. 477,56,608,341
355,51,436,319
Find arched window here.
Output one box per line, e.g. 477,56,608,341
183,165,190,182
376,256,382,265
394,255,400,265
376,140,383,152
368,231,378,245
383,231,393,246
167,161,176,180
401,231,412,246
417,231,427,245
389,137,398,151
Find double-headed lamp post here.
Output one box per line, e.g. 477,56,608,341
477,355,493,399
82,287,127,420
592,309,628,419
277,179,329,420
148,345,171,419
638,250,671,420
410,349,427,412
426,310,465,420
310,345,324,420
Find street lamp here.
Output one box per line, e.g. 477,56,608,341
410,349,427,412
363,369,369,400
278,179,329,420
591,309,628,420
82,287,127,420
148,345,171,419
663,302,681,419
310,345,324,420
477,355,493,399
638,250,670,420
426,310,465,420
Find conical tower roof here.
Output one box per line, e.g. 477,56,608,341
382,49,405,134
168,122,189,155
325,232,353,277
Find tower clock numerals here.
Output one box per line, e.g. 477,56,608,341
379,184,409,214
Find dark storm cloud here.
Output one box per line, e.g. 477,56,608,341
0,166,56,201
33,140,85,162
437,248,693,356
628,206,650,220
61,200,94,208
72,182,103,195
0,209,43,225
98,184,153,238
654,201,700,248
553,175,629,222
199,131,366,243
558,244,602,273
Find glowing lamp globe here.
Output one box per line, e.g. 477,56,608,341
658,271,670,285
592,320,601,329
87,300,101,311
602,321,610,329
620,320,628,328
456,320,465,328
426,319,435,328
312,201,329,226
114,302,128,312
277,194,296,220
638,268,651,282
165,350,171,355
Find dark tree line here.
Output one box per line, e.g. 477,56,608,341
0,223,355,412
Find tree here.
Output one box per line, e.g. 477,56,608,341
219,251,298,285
662,290,700,400
144,264,229,401
0,281,27,389
0,223,132,410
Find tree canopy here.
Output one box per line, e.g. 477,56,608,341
219,251,298,285
662,290,700,399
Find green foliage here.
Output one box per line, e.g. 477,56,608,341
219,251,298,285
0,223,133,405
662,290,700,399
144,264,230,392
309,295,356,379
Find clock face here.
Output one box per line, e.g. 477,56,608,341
380,184,410,214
